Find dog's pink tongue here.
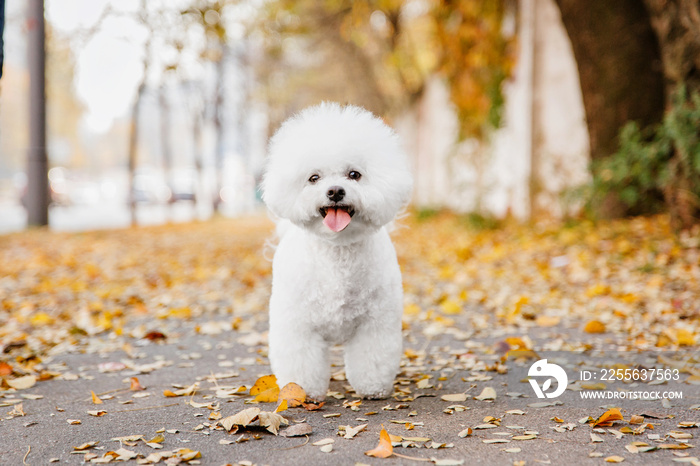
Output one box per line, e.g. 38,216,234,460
323,208,352,232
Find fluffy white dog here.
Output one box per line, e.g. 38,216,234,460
262,102,413,400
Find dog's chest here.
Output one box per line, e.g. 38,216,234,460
303,248,379,343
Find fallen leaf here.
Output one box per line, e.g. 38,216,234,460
258,411,288,435
275,399,288,413
592,408,623,427
458,427,472,437
320,444,333,453
365,426,393,458
7,375,36,390
584,320,606,334
281,422,313,437
0,362,12,376
130,377,145,391
343,423,367,439
251,375,278,396
302,400,325,411
431,459,464,466
605,456,625,463
220,407,261,432
278,382,306,408
474,387,497,401
441,394,467,402
73,441,99,451
87,410,107,417
312,438,335,446
629,415,644,425
163,382,198,398
91,391,103,405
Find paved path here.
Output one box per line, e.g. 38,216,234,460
2,309,698,465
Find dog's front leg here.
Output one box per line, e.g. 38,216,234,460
268,322,331,401
343,315,401,399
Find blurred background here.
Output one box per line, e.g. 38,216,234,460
0,0,698,233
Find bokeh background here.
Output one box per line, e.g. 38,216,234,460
1,0,698,232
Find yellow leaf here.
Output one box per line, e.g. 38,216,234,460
440,299,462,315
365,426,393,458
91,391,103,405
675,328,695,346
605,456,625,463
586,284,610,297
250,375,278,396
592,408,623,427
504,337,529,350
274,399,288,413
278,382,306,408
147,434,164,444
584,320,606,334
30,312,54,326
404,303,421,316
254,387,280,403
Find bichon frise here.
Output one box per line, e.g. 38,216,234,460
262,102,413,400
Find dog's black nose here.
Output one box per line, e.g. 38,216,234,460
326,186,345,202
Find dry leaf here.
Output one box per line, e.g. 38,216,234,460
91,391,103,405
592,408,623,427
163,383,198,398
605,456,625,463
584,320,606,334
258,411,288,435
458,428,473,437
302,400,325,411
281,422,313,437
220,407,260,432
313,438,335,446
73,441,99,451
0,362,12,376
365,426,393,458
7,375,37,390
441,394,467,402
278,382,306,408
474,387,497,401
87,410,107,417
343,423,367,439
250,375,278,396
129,377,145,391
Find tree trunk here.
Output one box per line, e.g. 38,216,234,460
553,0,666,161
26,0,49,227
159,83,173,206
212,48,225,213
127,80,146,226
643,0,700,99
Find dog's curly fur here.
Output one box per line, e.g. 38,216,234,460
262,102,413,399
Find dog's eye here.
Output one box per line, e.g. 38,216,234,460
308,174,320,184
348,170,362,181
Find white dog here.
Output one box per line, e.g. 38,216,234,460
262,103,413,400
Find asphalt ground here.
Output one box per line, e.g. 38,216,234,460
1,309,698,466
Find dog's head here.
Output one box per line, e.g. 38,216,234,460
262,103,413,242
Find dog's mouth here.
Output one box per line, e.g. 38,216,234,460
319,205,355,232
